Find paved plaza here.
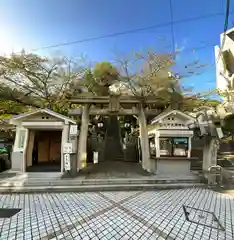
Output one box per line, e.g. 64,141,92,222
0,188,233,240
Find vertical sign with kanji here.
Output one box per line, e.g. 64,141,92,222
64,153,71,170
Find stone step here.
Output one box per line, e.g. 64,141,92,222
0,177,202,187
26,172,61,176
104,159,125,162
0,183,207,193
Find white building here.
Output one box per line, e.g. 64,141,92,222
147,109,195,175
9,108,77,173
215,27,234,99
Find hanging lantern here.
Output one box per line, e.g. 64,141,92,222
97,122,104,128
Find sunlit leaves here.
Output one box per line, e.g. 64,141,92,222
0,52,86,114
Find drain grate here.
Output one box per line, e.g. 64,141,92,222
0,208,21,218
183,205,225,231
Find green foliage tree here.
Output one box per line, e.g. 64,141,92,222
183,97,220,112
114,49,213,111
93,62,119,86
0,49,216,117
0,51,85,115
77,61,119,96
0,99,27,115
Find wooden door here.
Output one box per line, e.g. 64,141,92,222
38,139,49,162
49,139,61,162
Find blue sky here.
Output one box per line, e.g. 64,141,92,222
0,0,234,95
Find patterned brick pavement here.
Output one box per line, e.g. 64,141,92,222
0,189,233,240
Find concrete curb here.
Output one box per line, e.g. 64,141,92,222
20,179,202,187
0,183,207,194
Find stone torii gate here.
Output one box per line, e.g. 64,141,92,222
68,95,161,172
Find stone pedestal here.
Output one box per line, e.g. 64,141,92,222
156,157,191,176
11,152,23,171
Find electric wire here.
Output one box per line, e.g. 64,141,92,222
28,11,225,52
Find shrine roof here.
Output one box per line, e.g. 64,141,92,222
9,108,76,125
150,109,195,124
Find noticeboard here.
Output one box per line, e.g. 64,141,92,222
69,125,78,136
63,143,73,154
64,153,71,170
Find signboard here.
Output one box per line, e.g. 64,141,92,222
173,148,186,156
64,153,71,170
63,143,73,154
69,125,78,136
160,150,169,156
93,152,98,164
216,128,224,139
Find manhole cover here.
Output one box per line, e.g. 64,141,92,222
183,205,225,231
0,208,21,218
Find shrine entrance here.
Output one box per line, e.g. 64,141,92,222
103,115,125,162
26,130,62,172
69,95,161,172
87,114,139,163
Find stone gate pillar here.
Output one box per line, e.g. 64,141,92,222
77,104,90,170
138,104,151,172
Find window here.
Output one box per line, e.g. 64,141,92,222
173,138,188,156
159,138,172,156
149,137,156,157
41,115,49,119
159,137,188,157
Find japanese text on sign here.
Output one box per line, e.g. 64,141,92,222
64,153,71,170
69,125,78,136
63,143,73,154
